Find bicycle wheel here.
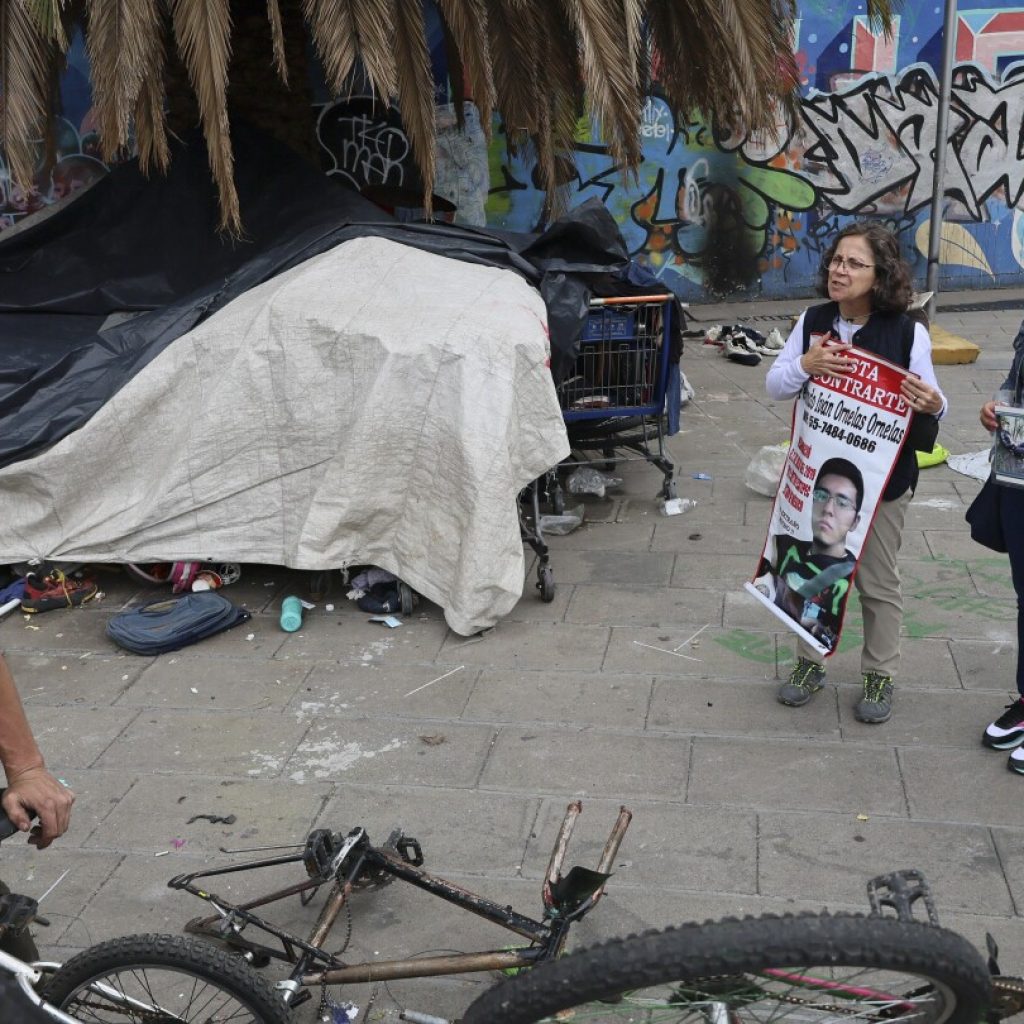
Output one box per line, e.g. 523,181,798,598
44,933,290,1024
462,913,992,1024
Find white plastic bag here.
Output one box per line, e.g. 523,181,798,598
744,442,789,497
566,466,623,498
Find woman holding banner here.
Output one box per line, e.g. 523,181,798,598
764,222,945,724
979,322,1024,772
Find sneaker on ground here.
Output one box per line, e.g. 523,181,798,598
1008,746,1024,775
21,569,98,613
854,671,893,724
983,697,1024,749
777,656,826,707
723,333,762,366
755,328,786,356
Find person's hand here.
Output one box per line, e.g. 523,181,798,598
980,400,998,432
2,766,73,849
800,337,856,377
899,375,942,416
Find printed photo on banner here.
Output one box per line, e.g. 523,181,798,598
992,404,1024,488
747,345,914,656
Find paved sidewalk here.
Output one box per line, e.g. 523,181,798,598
3,290,1024,1021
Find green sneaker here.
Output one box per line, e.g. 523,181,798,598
777,657,826,707
855,672,894,723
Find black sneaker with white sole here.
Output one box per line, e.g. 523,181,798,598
1009,746,1024,775
983,698,1024,750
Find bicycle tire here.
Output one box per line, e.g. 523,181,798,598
44,932,290,1024
462,912,992,1024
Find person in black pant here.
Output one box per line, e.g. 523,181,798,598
980,323,1024,772
0,652,74,960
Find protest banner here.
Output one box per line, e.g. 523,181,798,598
992,404,1024,488
746,345,914,656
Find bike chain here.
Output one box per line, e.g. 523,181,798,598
992,976,1024,1019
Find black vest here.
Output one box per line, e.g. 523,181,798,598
803,302,938,501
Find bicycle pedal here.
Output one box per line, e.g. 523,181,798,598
866,868,939,925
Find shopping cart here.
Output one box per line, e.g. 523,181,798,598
555,294,678,504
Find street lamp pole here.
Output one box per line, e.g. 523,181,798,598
925,0,959,320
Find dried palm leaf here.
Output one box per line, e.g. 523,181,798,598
434,0,493,135
266,0,287,86
169,0,237,233
563,0,643,169
86,0,163,161
392,0,435,214
301,0,355,96
486,0,539,150
1,0,51,190
25,0,67,49
133,2,169,173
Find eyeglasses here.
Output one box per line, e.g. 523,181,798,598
828,255,874,272
812,488,857,512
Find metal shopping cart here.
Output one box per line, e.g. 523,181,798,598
555,294,678,505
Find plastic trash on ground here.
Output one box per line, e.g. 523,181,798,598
539,504,586,536
744,442,789,497
660,497,697,516
566,466,623,498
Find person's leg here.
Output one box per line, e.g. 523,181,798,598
852,489,912,722
987,485,1024,768
0,879,39,961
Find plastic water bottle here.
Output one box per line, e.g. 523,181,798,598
280,595,303,632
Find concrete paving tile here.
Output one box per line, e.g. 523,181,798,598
550,550,674,586
50,768,140,846
603,625,780,680
759,811,1011,914
462,668,651,728
94,709,308,778
284,717,495,787
950,639,1019,691
438,621,610,671
0,610,118,654
158,614,287,657
315,785,541,876
504,579,572,622
526,796,757,894
968,557,1018,599
82,774,332,855
294,661,479,720
990,828,1024,922
671,553,758,590
480,726,689,800
25,705,139,769
901,746,1024,825
724,588,781,629
926,528,1011,563
942,910,1024,986
649,520,766,556
688,738,905,815
903,497,969,529
837,686,1005,746
649,677,840,738
275,616,449,664
545,520,655,551
898,529,933,558
118,656,312,710
900,588,1015,641
0,844,124,945
566,584,723,627
8,651,149,705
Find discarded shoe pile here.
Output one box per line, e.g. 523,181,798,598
21,565,97,613
702,324,785,366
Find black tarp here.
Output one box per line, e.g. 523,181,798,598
0,122,629,469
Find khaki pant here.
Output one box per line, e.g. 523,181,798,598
799,488,912,678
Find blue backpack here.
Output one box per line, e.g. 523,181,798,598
106,592,251,655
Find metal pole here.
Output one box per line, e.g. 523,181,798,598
925,0,959,320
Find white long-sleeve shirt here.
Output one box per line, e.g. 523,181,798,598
765,311,947,418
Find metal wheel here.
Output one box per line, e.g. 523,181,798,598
400,581,415,615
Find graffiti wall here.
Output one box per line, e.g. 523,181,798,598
486,3,1024,300
7,4,1024,300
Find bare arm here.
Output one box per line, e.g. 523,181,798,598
0,652,73,847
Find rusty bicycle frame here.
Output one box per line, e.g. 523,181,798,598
168,801,631,1007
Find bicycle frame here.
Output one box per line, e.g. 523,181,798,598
169,801,631,1003
0,948,78,1023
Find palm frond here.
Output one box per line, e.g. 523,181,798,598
169,0,237,233
134,2,169,174
86,0,162,161
266,0,288,86
434,0,493,134
301,0,355,96
485,0,539,149
563,0,642,169
392,0,435,214
25,0,67,49
1,0,52,190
